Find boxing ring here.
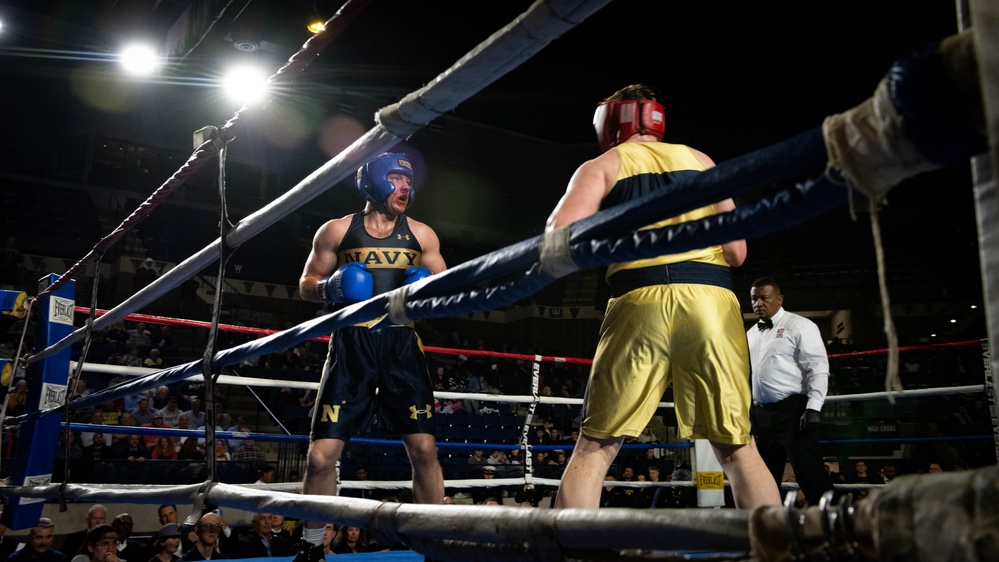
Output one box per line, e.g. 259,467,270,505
2,0,999,560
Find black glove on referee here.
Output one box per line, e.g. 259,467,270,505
799,408,822,433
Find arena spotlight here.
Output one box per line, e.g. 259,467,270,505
119,44,159,75
222,65,269,106
307,2,326,33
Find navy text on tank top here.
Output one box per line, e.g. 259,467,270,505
337,212,423,296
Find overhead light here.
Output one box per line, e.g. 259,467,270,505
120,44,159,75
223,66,269,106
307,19,326,33
307,2,326,33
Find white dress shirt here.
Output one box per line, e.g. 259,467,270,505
746,307,829,411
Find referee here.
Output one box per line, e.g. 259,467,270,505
746,276,834,505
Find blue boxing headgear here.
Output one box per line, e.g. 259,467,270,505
356,153,415,213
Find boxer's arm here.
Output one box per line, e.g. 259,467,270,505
410,220,446,274
545,150,620,231
299,217,350,303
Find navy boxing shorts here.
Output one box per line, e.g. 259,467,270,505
310,324,436,440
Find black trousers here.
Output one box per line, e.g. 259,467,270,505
751,394,833,505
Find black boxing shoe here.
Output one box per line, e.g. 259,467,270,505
292,541,325,562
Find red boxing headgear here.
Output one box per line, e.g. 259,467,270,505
593,99,666,152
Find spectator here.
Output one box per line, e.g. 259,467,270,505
230,435,265,464
269,515,293,543
225,417,250,451
99,400,124,427
134,259,158,293
151,437,177,460
636,448,663,478
101,321,129,349
112,434,150,484
132,397,156,426
80,433,112,483
647,466,668,508
8,518,65,562
155,325,179,358
598,473,624,508
0,337,16,359
181,398,206,429
667,467,697,507
147,524,184,562
60,506,106,559
154,396,183,427
330,527,384,555
234,514,292,559
880,464,898,484
320,525,335,556
636,426,658,444
179,512,227,562
210,407,232,438
471,466,504,505
6,379,28,417
151,386,171,411
126,323,153,349
142,414,173,449
254,466,276,485
79,410,107,447
528,426,552,446
123,347,143,368
71,525,118,562
486,449,509,467
467,448,488,470
143,348,166,370
212,441,231,462
110,514,145,562
462,369,483,415
928,461,945,474
850,460,874,484
340,467,379,501
69,379,92,403
53,430,83,481
110,411,136,444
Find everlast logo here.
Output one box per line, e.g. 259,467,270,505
409,404,433,420
697,471,725,490
341,248,419,267
320,404,341,423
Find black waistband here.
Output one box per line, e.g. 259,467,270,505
608,262,733,298
754,394,808,410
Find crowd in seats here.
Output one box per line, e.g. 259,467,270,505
3,307,997,504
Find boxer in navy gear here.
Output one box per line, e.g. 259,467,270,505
295,152,446,562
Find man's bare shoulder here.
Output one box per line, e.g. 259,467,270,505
406,216,438,236
318,213,355,233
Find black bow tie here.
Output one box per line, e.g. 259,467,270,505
757,318,773,331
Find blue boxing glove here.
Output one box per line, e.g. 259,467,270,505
318,262,373,303
404,266,431,285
